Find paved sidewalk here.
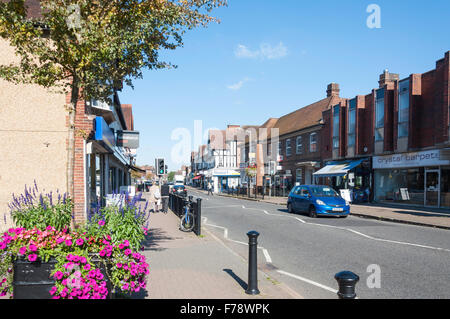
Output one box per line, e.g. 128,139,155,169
141,195,301,299
188,186,450,230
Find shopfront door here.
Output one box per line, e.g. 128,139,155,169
425,169,440,207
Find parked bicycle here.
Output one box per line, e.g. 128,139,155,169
180,198,195,232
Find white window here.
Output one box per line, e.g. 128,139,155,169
310,133,318,153
296,136,303,154
286,139,292,157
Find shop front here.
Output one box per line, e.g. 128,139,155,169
212,169,241,193
373,149,450,208
86,116,134,211
313,158,372,203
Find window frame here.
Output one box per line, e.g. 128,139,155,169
296,136,303,154
310,133,318,153
332,105,340,149
286,139,292,157
348,99,356,147
398,79,410,138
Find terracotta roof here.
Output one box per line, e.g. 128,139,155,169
267,95,344,138
121,104,134,131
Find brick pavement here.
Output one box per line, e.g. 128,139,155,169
141,199,302,299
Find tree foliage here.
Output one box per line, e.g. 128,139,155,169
0,0,227,102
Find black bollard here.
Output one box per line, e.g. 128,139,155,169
334,271,359,299
245,231,260,295
195,198,202,236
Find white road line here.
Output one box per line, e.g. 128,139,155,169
262,249,272,263
277,270,338,294
205,203,450,253
202,217,273,263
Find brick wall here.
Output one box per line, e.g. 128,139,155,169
66,91,95,226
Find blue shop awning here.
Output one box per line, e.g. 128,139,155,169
313,159,364,178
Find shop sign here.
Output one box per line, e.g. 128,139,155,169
373,149,450,169
94,117,115,149
117,130,140,149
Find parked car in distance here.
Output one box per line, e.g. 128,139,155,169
172,185,187,197
287,185,350,218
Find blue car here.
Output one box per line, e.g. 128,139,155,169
287,185,350,218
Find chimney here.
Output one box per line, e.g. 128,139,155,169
378,69,399,88
327,83,340,97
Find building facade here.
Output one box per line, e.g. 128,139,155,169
318,52,450,208
0,36,140,229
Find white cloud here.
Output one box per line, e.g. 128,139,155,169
227,77,251,91
234,42,288,60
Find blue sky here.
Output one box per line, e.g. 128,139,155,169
120,0,450,171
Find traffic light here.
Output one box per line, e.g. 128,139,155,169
156,158,165,176
165,165,168,174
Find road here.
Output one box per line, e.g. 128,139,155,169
187,188,450,299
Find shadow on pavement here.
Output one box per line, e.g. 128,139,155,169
141,227,179,252
223,269,248,291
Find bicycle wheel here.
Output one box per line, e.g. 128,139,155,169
180,213,195,232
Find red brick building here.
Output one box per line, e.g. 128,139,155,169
318,51,450,208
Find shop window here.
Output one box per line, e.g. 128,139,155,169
398,79,410,138
296,136,303,154
310,133,318,153
441,168,450,208
348,99,356,147
278,141,282,156
333,105,340,149
374,168,424,205
375,89,385,142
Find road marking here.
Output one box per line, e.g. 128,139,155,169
202,217,273,263
204,203,450,253
277,270,338,294
262,249,272,263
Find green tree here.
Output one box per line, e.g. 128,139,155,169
0,0,226,222
167,171,175,182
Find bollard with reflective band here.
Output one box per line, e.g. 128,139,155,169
245,231,260,295
334,271,359,299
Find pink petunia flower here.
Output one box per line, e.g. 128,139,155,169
28,254,38,262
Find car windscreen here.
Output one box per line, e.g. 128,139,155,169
309,186,339,197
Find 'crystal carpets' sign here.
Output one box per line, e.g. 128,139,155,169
373,149,450,169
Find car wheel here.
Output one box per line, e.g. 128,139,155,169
308,205,317,218
287,203,294,214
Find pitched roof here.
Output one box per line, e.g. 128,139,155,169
267,95,344,138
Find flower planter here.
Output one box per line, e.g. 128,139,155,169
13,257,57,299
12,257,114,299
